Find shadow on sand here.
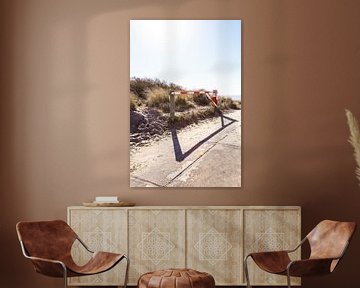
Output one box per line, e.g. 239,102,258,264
170,113,237,162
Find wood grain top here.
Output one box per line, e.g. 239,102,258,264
69,205,301,210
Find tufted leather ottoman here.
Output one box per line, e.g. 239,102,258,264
138,268,215,288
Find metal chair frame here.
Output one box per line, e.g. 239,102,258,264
19,234,129,288
244,237,350,288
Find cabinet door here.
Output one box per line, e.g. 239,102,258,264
128,209,186,284
187,209,243,285
244,209,301,286
68,208,127,286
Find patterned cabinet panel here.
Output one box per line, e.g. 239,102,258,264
128,209,186,284
187,209,243,285
244,209,301,286
68,208,127,286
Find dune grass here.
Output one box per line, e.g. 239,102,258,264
147,88,170,112
130,77,241,128
346,109,360,186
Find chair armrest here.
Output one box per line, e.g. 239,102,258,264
245,237,306,259
26,255,64,265
286,237,307,253
287,258,336,277
25,255,67,278
246,250,291,261
248,250,289,256
76,236,94,253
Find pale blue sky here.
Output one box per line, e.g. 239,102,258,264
130,20,241,98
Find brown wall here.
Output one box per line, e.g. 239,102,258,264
1,0,360,287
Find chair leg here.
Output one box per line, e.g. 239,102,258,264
62,264,68,288
123,255,130,288
244,255,252,288
286,269,291,288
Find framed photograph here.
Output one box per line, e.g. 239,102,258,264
130,20,241,187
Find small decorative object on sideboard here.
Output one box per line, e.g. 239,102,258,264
94,196,119,203
83,196,135,207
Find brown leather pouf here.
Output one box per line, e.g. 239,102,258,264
138,268,215,288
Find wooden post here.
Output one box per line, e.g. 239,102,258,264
169,92,175,120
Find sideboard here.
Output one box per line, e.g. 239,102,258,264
67,206,301,286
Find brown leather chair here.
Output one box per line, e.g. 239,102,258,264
244,220,356,288
16,220,129,288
